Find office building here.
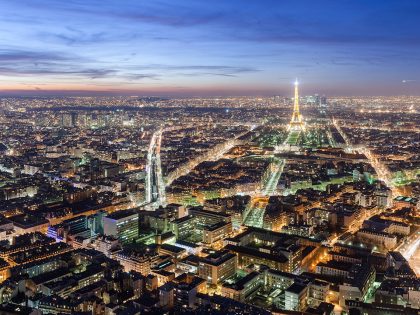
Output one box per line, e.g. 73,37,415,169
198,250,237,285
103,210,139,243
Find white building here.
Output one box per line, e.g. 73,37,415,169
357,228,397,250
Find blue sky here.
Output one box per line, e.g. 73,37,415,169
0,0,419,96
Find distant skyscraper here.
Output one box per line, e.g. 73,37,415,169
61,112,77,127
320,95,327,106
61,113,71,127
314,94,320,105
76,113,88,127
319,95,328,114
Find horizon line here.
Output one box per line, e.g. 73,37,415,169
1,94,420,98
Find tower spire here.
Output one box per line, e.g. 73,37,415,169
289,79,304,131
294,79,299,112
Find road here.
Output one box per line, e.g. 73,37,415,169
261,158,285,196
242,197,269,228
333,118,399,196
409,244,420,276
145,128,166,209
395,227,420,275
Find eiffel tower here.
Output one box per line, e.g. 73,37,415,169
288,79,305,131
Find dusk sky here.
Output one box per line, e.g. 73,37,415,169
1,0,420,96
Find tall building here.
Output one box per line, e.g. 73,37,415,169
319,95,327,114
284,283,308,311
288,79,305,131
61,112,77,128
47,215,88,242
103,210,139,243
221,271,263,302
320,95,327,107
198,250,237,285
116,249,158,275
76,113,88,127
88,210,106,235
314,94,320,105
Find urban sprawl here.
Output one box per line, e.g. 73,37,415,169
0,84,419,315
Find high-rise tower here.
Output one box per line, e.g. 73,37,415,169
288,79,305,131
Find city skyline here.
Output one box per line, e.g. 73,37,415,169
0,2,419,314
1,0,420,97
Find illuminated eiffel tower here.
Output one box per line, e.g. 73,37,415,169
288,79,305,131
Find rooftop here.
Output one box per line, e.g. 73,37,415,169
105,209,138,220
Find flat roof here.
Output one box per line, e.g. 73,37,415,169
223,271,260,291
105,209,138,220
225,244,288,264
200,250,236,266
8,214,49,228
160,243,186,254
285,282,307,295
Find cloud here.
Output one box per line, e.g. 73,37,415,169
116,11,224,28
0,49,103,78
0,49,258,81
131,64,260,77
0,49,71,62
124,73,161,81
2,1,420,95
6,0,420,48
40,27,143,46
8,0,225,33
0,49,161,81
0,65,116,79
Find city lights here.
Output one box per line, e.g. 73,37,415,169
0,1,419,314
